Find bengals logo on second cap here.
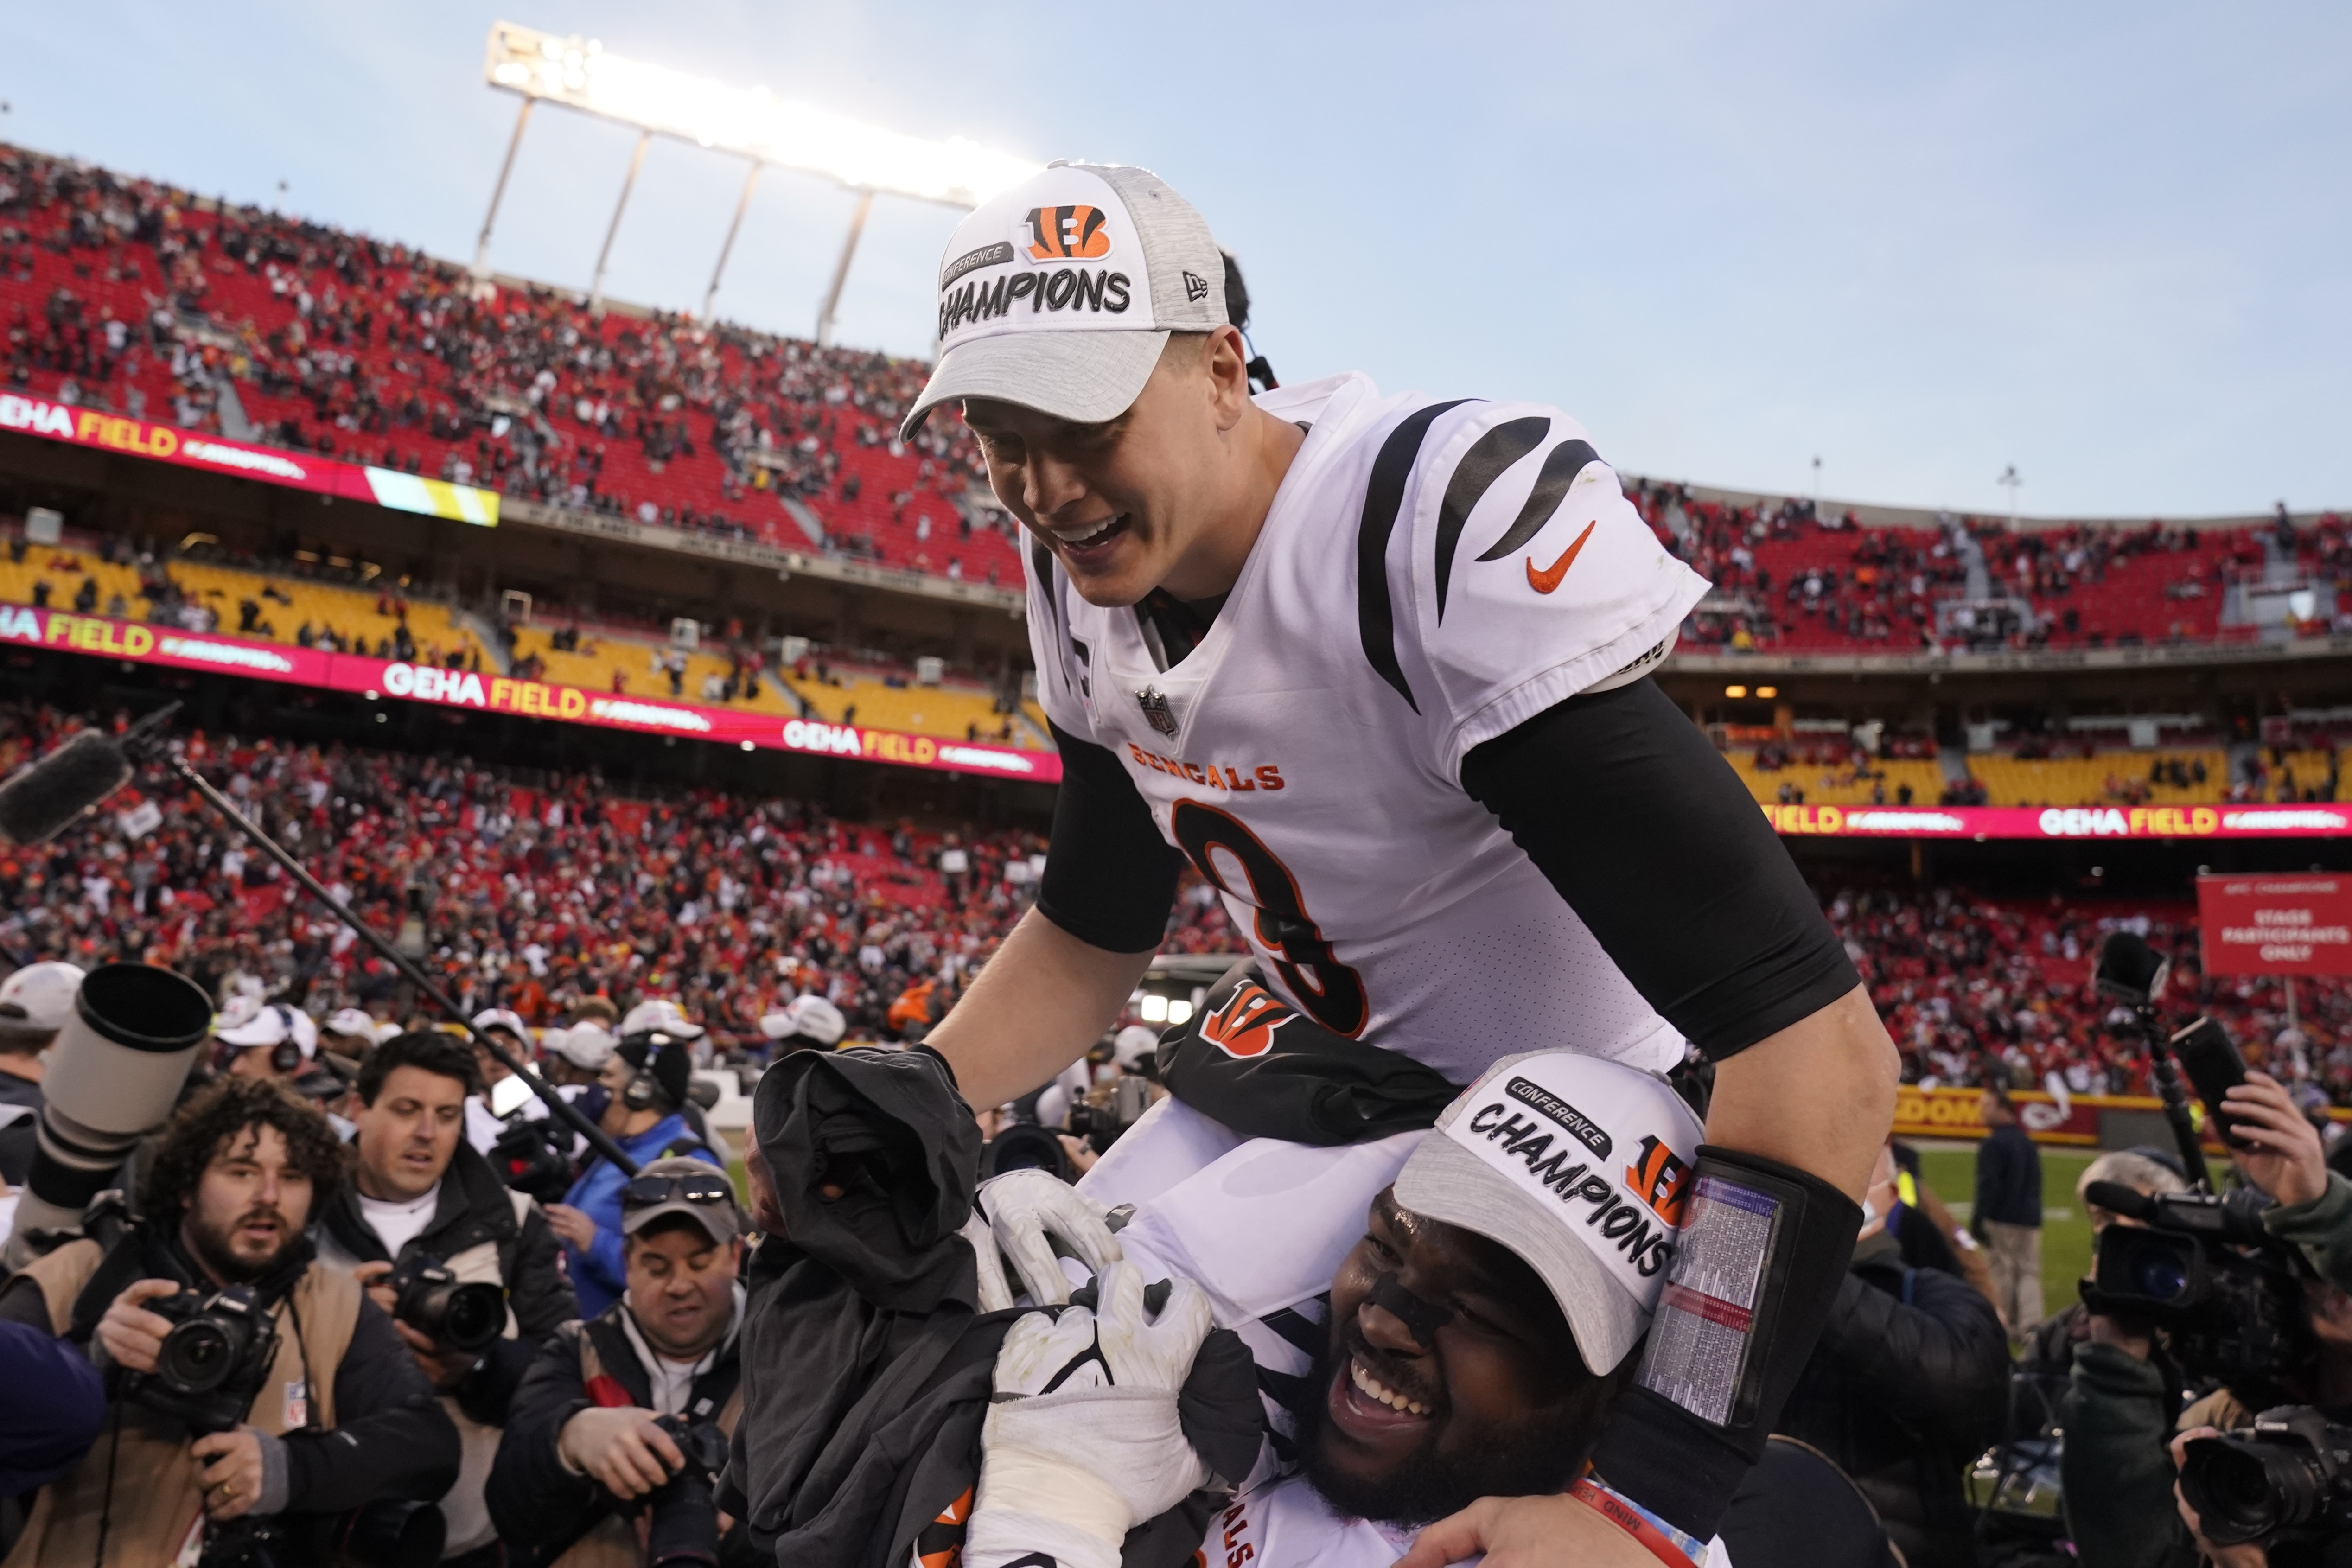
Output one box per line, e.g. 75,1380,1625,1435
1198,981,1293,1059
1025,205,1111,261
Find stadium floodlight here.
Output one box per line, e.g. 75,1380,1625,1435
475,21,1043,331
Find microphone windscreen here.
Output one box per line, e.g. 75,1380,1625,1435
0,729,131,846
2096,930,2168,1003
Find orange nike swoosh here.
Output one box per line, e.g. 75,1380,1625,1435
1526,521,1598,594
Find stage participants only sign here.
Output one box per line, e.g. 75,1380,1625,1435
2198,873,2352,976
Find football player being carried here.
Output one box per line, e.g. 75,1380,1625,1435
909,161,1898,1563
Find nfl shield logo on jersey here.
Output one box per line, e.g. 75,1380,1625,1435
1136,686,1179,738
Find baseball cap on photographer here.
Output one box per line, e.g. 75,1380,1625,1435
899,161,1227,441
1393,1050,1704,1375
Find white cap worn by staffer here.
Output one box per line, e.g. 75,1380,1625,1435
323,1007,380,1042
1394,1049,1705,1375
471,1008,530,1042
0,961,84,1038
550,1020,617,1071
761,994,846,1047
900,162,1227,440
1111,1024,1159,1072
621,998,705,1040
214,1002,320,1062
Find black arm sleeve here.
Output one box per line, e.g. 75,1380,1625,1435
1035,720,1186,953
1460,678,1858,1061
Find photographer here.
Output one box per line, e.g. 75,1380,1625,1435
2062,1071,2352,1567
1775,1141,2013,1568
314,1032,579,1566
486,1158,747,1566
0,962,83,1187
0,1078,458,1566
545,1035,719,1318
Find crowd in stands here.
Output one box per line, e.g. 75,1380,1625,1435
1837,880,2352,1109
0,695,2342,1112
7,141,2349,651
0,701,1231,1052
1631,480,2352,655
0,141,1024,588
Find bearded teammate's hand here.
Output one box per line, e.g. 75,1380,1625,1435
977,1168,1122,1306
1395,1494,1664,1568
962,1261,1214,1568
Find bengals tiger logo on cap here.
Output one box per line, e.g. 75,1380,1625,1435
1025,204,1112,261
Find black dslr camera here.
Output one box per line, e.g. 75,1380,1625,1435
384,1255,504,1355
2178,1406,2352,1549
644,1414,731,1567
2082,1179,2313,1405
126,1284,280,1434
200,1500,447,1568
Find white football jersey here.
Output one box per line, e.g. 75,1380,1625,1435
1027,371,1709,1084
1205,1473,1736,1568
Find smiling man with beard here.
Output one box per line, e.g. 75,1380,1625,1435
0,1078,459,1568
953,1052,1739,1568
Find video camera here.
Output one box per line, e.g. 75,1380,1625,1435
2178,1406,2352,1551
644,1414,731,1567
2083,1179,2314,1405
384,1254,504,1356
489,1115,575,1203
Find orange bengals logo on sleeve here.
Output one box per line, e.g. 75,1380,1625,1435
1198,981,1294,1059
1624,1135,1694,1225
1025,204,1112,260
914,1485,973,1568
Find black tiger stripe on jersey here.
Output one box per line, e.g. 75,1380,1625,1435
1356,398,1475,711
1031,537,1072,690
1477,438,1603,563
1434,415,1550,621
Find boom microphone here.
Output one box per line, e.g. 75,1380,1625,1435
2096,930,2170,1007
0,728,130,845
0,705,181,846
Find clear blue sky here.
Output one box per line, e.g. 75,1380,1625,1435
7,3,2345,518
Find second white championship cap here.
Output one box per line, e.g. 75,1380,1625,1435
1394,1049,1705,1376
899,161,1227,440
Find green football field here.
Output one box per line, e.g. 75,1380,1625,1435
1914,1141,2099,1319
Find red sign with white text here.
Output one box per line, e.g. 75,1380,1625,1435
0,604,1059,783
1759,801,2352,841
2197,873,2352,976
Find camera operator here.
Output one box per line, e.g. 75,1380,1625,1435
486,1158,747,1566
2062,1071,2352,1568
1773,1141,2012,1568
0,1078,458,1566
0,962,83,1187
314,1032,580,1566
2019,1148,2189,1380
544,1035,720,1318
461,1011,554,1156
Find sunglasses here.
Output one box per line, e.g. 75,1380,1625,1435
622,1173,735,1210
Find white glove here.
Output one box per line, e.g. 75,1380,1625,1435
959,1210,1016,1313
977,1167,1122,1306
963,1261,1214,1568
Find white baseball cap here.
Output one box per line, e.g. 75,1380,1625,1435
471,1008,530,1042
761,994,846,1047
0,961,84,1037
324,1007,380,1042
621,998,705,1040
900,162,1227,440
1112,1023,1160,1071
551,1020,618,1070
1393,1050,1704,1376
215,1002,319,1061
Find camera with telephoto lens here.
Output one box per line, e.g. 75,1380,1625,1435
125,1283,280,1434
1065,1074,1153,1155
642,1414,732,1567
2178,1406,2352,1549
384,1254,504,1355
2082,1179,2314,1405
